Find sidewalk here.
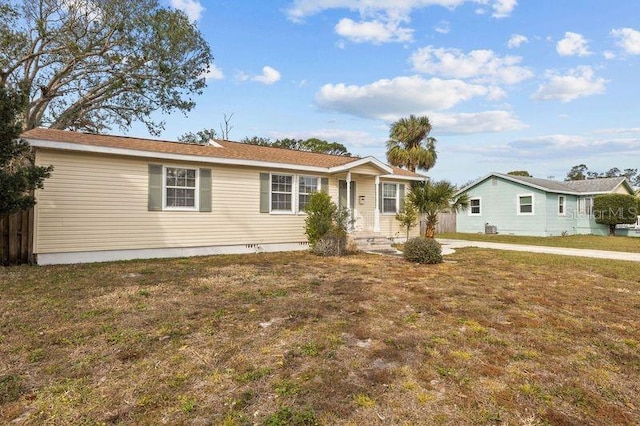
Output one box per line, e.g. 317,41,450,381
437,238,640,262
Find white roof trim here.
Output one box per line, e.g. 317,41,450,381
328,156,393,174
28,138,331,173
456,172,582,196
380,174,427,182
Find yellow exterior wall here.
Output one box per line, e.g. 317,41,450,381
34,150,311,254
34,149,420,255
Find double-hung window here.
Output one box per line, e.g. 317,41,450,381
298,175,319,212
578,197,593,216
517,194,534,215
271,174,293,212
382,183,398,214
558,195,566,215
165,167,197,209
469,198,481,215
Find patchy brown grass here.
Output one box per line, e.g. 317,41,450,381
439,232,640,253
1,250,639,425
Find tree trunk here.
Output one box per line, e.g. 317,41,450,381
609,224,616,236
425,222,436,238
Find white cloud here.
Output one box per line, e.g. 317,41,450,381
171,0,204,21
532,66,607,103
202,64,223,80
410,46,533,85
603,50,616,60
434,20,451,34
507,34,528,48
335,17,413,43
315,75,493,120
556,32,591,56
430,110,526,134
611,27,640,55
252,66,281,85
285,1,517,25
492,0,516,18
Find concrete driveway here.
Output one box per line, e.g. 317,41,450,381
437,238,640,262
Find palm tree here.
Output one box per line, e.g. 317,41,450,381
408,180,469,238
386,115,437,173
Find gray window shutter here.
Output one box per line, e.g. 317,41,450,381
378,182,383,211
260,173,270,213
148,164,163,211
199,168,212,212
321,177,329,193
399,184,405,212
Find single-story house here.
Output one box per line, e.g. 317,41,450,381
24,128,426,265
455,172,640,237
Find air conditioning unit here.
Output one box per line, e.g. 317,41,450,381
485,224,497,234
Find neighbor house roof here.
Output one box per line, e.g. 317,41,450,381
456,172,634,196
23,128,426,180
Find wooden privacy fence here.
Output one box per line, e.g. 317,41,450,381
418,212,457,236
436,212,456,234
1,209,34,266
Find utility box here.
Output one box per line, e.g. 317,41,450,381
485,224,497,234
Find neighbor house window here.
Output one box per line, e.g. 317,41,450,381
165,167,197,209
518,194,534,215
578,197,593,216
271,174,293,212
298,175,319,212
558,196,566,215
382,183,398,214
469,198,481,215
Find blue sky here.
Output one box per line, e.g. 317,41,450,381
140,0,640,185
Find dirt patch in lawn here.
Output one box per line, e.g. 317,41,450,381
1,250,639,424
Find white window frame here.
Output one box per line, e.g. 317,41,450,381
382,182,399,215
469,197,481,216
163,166,199,211
558,195,566,216
297,175,321,214
517,193,534,216
578,197,594,216
270,173,295,214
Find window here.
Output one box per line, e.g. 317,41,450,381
469,198,481,215
271,174,293,212
382,183,398,214
518,194,534,215
578,197,593,216
558,195,566,215
165,167,197,209
298,176,319,212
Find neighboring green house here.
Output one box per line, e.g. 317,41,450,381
455,172,640,237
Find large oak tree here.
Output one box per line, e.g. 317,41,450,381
0,0,212,134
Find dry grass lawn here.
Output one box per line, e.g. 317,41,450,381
1,249,639,425
439,232,640,253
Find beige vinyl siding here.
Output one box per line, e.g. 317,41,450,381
34,149,309,254
347,164,386,175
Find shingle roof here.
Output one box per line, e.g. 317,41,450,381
458,172,633,196
23,128,425,179
563,176,629,193
494,173,574,192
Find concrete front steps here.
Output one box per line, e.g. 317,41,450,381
349,232,399,253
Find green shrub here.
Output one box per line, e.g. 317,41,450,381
304,192,348,256
404,236,443,264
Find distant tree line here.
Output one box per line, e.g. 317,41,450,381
241,137,351,157
566,164,639,186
